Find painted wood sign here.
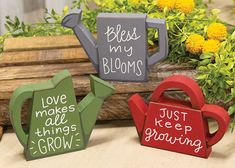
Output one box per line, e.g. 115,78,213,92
62,9,168,82
128,75,230,158
9,70,115,160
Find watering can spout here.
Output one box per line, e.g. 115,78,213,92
62,10,99,71
128,94,148,138
61,9,82,29
78,75,115,144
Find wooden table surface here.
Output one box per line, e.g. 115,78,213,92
0,120,235,168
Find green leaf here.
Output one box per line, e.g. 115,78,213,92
199,59,210,66
231,31,235,40
181,35,187,43
196,74,208,80
148,39,154,46
207,64,216,69
14,16,20,26
4,24,11,31
21,22,25,31
226,80,234,86
197,66,208,71
220,68,231,76
231,88,235,96
200,53,213,59
51,9,56,15
228,104,235,115
163,7,169,15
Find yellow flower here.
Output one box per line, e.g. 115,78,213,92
186,34,205,54
202,40,220,53
157,0,176,11
175,0,195,14
207,23,228,41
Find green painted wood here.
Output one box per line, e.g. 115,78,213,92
9,70,115,160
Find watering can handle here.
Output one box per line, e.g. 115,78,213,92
146,18,168,66
151,75,205,109
9,86,33,147
202,104,230,146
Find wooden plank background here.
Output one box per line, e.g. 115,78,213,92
0,35,196,126
0,126,3,140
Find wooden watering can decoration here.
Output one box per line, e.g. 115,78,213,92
62,9,168,82
128,75,230,158
9,70,115,160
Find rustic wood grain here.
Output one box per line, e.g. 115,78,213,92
0,48,89,67
0,60,195,80
0,62,96,80
0,48,194,69
0,126,3,140
0,76,155,100
0,69,196,100
0,93,149,125
0,126,3,141
3,35,81,52
1,91,191,126
0,35,196,126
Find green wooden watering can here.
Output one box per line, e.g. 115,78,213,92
9,70,115,160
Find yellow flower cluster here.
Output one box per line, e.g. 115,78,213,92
186,22,228,54
157,0,176,11
207,23,228,41
186,34,221,54
202,39,220,53
175,0,195,14
186,34,205,54
157,0,195,14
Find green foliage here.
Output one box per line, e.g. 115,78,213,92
0,32,11,53
197,34,235,129
0,6,73,52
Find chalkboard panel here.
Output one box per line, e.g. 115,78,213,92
97,13,148,81
25,76,85,160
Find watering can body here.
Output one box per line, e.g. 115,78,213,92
9,70,115,160
62,10,168,82
128,75,230,158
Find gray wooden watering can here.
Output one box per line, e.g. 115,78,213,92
62,9,168,82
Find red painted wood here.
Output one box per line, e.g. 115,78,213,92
128,75,230,158
151,75,205,109
202,104,230,146
128,94,148,138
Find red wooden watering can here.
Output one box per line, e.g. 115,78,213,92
128,75,230,158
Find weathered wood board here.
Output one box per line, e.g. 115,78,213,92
0,35,196,126
0,126,3,140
